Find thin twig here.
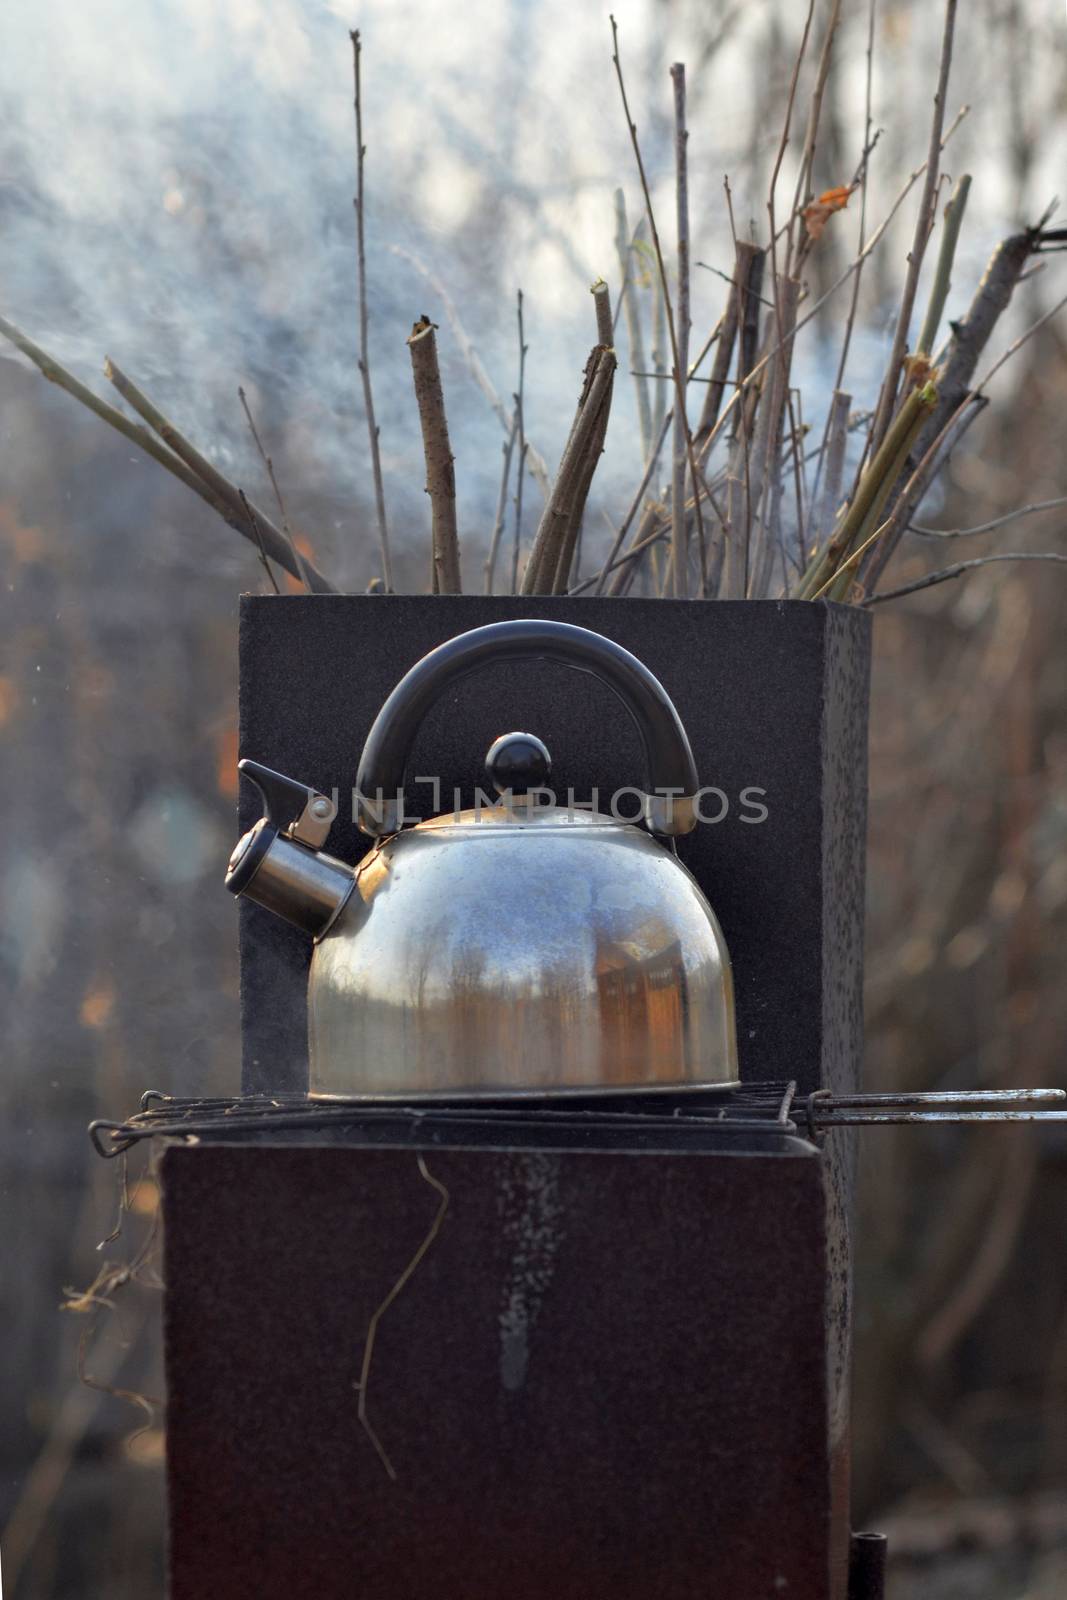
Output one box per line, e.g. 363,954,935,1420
0,315,334,590
522,343,615,595
864,283,1067,590
695,240,753,447
670,60,692,595
238,490,281,593
237,385,313,590
866,553,1067,607
350,31,394,592
103,357,334,591
810,0,876,512
917,172,972,355
611,17,707,599
811,390,852,549
799,382,938,599
511,290,529,594
601,513,669,594
407,317,461,594
355,1153,450,1482
650,250,668,441
390,244,550,499
484,413,518,594
867,0,958,457
590,406,672,594
700,103,970,470
747,276,801,598
614,190,652,463
911,495,1067,540
811,403,983,600
788,0,841,274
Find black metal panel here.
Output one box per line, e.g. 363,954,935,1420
234,595,871,1104
162,1136,834,1600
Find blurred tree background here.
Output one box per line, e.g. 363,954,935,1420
1,1,1066,1595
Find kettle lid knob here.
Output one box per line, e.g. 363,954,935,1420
485,732,552,796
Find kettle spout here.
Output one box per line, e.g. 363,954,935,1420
224,760,355,939
226,828,354,938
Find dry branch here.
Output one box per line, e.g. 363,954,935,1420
789,0,843,274
747,275,801,598
799,381,938,600
670,60,691,596
610,18,707,598
614,190,653,462
697,104,969,476
911,495,1067,541
522,340,615,595
484,414,518,595
407,317,462,594
917,172,972,356
103,357,335,591
237,385,313,591
867,552,1067,607
864,245,1062,591
238,490,281,593
389,244,551,500
811,389,852,549
591,406,672,595
511,290,529,593
608,500,668,597
695,241,755,447
350,30,394,591
867,0,958,457
833,397,987,597
0,315,334,590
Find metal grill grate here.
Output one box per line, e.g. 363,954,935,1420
89,1082,1067,1160
89,1081,803,1159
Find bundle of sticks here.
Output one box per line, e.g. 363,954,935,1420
3,8,1065,607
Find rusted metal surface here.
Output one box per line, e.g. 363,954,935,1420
163,1134,835,1600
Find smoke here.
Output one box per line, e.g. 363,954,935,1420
0,0,1055,588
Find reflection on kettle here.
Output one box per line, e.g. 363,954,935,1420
225,618,738,1100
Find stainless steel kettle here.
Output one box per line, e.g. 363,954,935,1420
225,618,738,1100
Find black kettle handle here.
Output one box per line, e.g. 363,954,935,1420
355,619,699,837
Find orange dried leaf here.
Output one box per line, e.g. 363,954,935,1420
803,184,853,242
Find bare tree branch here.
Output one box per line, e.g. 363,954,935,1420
864,281,1067,590
697,103,970,470
911,495,1067,540
511,290,529,594
350,30,394,591
522,342,615,595
0,315,335,590
611,17,707,599
389,244,551,499
407,317,461,594
589,406,672,595
811,389,852,549
483,413,518,594
103,357,335,591
695,240,757,448
867,0,958,457
613,190,653,463
866,552,1067,607
670,60,693,595
917,171,972,356
237,385,313,591
238,489,281,594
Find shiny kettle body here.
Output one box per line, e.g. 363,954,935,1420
226,618,738,1099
